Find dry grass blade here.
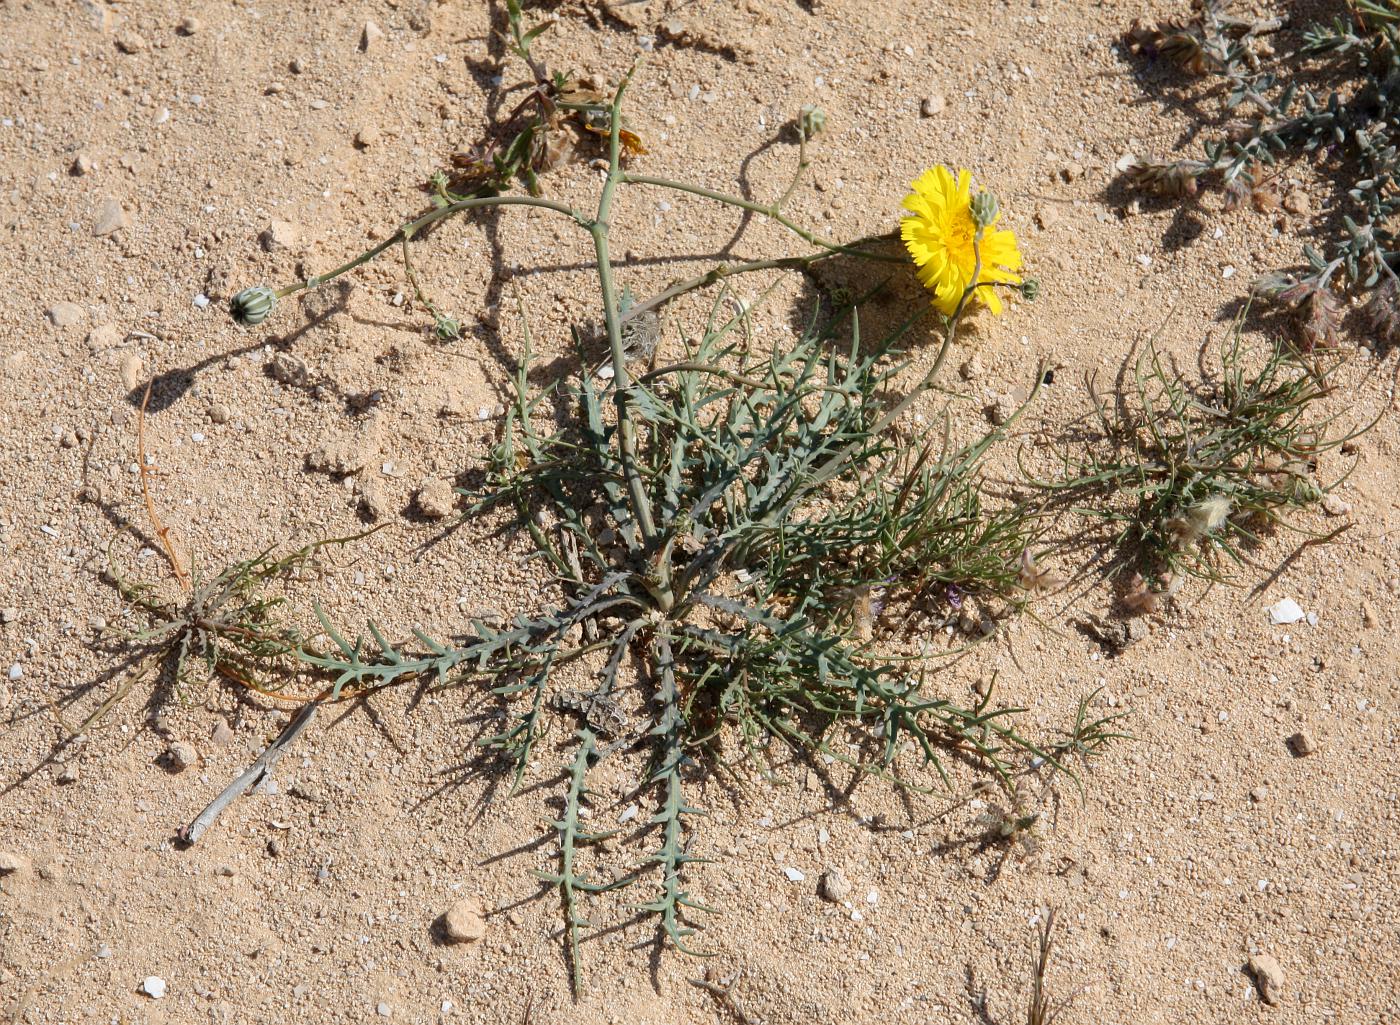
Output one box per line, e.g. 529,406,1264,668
1026,910,1072,1025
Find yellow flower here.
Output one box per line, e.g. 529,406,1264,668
900,166,1023,317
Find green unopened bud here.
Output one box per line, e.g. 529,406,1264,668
798,104,826,138
1020,278,1041,302
434,316,462,341
230,285,277,327
969,190,1000,229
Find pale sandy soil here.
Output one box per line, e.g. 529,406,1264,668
1,2,1397,1023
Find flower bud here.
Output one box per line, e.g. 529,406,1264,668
969,190,1000,229
434,316,462,341
230,285,277,327
1020,278,1041,302
798,104,826,139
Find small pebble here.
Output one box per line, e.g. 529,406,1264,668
1061,161,1085,182
920,94,946,117
1321,493,1351,517
93,196,129,236
1034,207,1057,229
140,976,166,999
441,899,487,943
216,865,235,877
208,401,231,424
168,742,199,771
87,323,122,352
958,356,983,380
261,219,299,252
1360,601,1377,629
361,20,385,51
46,302,85,329
119,352,144,392
783,866,805,882
818,866,851,902
269,351,308,385
177,15,201,35
354,125,381,148
7,663,22,681
985,392,1019,426
60,430,79,449
115,31,148,54
0,607,18,624
210,720,234,746
56,763,79,785
415,479,457,520
376,1002,392,1017
71,152,94,176
1247,952,1285,1005
1248,786,1268,803
1287,730,1317,757
1267,597,1305,626
0,851,31,875
1282,191,1311,216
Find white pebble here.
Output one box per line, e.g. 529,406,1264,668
1135,254,1152,268
140,976,166,999
1267,598,1305,625
192,294,210,309
783,866,805,882
618,804,638,823
7,664,21,681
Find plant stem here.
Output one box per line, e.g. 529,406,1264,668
621,172,906,262
622,238,895,325
593,62,669,606
771,123,811,213
803,234,987,492
273,193,585,301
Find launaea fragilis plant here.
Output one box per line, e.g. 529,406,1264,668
901,166,1023,317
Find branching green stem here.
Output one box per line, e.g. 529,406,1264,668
272,194,585,302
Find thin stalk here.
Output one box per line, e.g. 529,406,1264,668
804,233,988,492
622,173,906,262
622,229,898,323
272,194,585,301
593,62,667,605
771,122,812,213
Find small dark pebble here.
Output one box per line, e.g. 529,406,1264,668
1042,369,1055,385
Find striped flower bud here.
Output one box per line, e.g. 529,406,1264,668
229,285,277,327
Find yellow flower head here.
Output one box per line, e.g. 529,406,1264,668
900,166,1023,317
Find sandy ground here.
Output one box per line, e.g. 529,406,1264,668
1,1,1397,1022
